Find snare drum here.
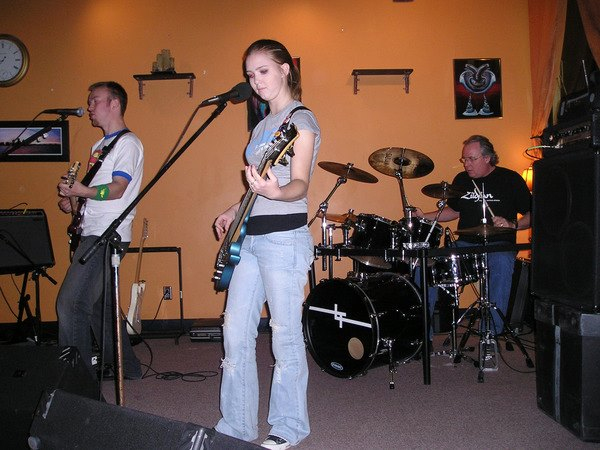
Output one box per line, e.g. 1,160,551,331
429,253,481,287
303,272,423,378
350,214,400,269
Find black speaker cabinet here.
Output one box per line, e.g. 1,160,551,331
0,345,100,449
535,299,600,442
531,150,600,312
0,209,54,275
28,389,261,450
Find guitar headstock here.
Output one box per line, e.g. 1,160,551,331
67,161,81,188
267,123,299,167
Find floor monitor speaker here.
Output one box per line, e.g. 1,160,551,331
0,345,100,448
28,389,262,449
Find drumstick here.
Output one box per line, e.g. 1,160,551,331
471,180,496,219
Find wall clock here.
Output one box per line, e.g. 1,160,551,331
0,34,29,87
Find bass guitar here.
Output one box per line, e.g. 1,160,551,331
127,218,149,336
213,123,299,291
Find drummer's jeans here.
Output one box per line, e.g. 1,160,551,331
417,241,517,337
215,227,313,445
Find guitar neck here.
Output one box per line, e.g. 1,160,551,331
134,219,148,282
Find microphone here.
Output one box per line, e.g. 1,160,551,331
42,107,85,117
199,82,252,107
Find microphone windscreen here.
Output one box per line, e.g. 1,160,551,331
233,82,252,103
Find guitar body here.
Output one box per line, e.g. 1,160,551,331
64,161,82,259
214,215,247,292
67,206,84,258
127,281,145,335
127,218,148,336
214,123,299,291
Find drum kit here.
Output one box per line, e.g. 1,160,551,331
303,147,533,385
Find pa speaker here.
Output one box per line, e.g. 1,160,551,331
0,345,100,448
531,150,600,312
28,389,262,450
0,209,54,275
535,299,600,442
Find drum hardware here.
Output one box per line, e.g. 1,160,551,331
452,229,534,382
309,161,378,273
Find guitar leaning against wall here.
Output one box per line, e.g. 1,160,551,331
127,218,148,336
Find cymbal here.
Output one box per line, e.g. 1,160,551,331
421,182,466,199
318,161,378,183
455,224,516,238
317,211,358,223
368,147,434,178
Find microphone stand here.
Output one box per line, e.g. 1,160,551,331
79,102,229,406
0,115,70,160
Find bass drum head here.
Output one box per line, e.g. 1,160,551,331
303,273,423,378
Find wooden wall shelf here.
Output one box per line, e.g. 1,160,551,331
133,72,196,99
351,69,413,94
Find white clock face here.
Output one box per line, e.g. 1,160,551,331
0,37,28,85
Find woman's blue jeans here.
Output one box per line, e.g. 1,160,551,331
215,227,313,445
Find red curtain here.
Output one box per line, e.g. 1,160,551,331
577,0,600,66
528,0,568,148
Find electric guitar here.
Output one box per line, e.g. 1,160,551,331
213,123,299,291
127,218,149,335
64,161,82,259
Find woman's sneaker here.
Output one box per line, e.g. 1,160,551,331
261,435,291,449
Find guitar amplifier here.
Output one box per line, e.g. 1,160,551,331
0,209,55,275
189,318,223,342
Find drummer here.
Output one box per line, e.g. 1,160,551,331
415,135,531,337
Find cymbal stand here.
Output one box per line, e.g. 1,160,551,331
308,169,350,273
394,168,413,219
434,283,463,360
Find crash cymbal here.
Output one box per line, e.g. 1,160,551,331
455,224,516,238
421,182,467,199
368,147,434,178
316,210,358,223
318,161,378,183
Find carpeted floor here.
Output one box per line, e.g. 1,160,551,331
98,330,597,449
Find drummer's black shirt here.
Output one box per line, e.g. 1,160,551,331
447,166,532,243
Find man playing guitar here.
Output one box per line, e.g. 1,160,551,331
56,81,143,381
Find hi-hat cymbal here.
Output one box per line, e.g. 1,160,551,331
455,224,516,238
318,161,379,183
316,210,358,223
421,182,466,199
368,147,434,178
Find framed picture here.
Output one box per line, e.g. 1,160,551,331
247,57,301,130
453,58,502,119
0,120,70,162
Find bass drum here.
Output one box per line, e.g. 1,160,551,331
303,272,423,378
